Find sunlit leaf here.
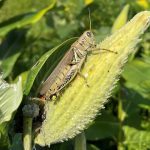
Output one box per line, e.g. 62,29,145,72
0,30,26,78
0,76,23,123
0,0,55,37
0,123,10,150
123,126,150,150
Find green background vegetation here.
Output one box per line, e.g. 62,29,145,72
0,0,150,150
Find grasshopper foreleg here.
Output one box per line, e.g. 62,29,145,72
90,47,118,54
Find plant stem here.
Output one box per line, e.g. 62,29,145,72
117,89,124,150
23,117,33,150
74,132,86,150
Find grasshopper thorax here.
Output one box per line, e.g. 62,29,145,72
71,30,95,55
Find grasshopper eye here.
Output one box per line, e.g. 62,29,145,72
86,31,92,37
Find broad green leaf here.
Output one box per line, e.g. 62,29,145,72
59,141,73,150
0,0,55,37
35,11,150,146
123,126,150,150
120,88,150,128
10,133,23,150
24,37,77,95
123,88,150,113
139,103,150,110
86,113,119,140
87,144,100,150
0,123,10,150
0,76,23,124
122,59,150,98
0,30,26,78
0,0,52,22
1,53,20,78
23,46,57,95
15,71,29,91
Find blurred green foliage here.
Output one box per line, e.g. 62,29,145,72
0,0,150,150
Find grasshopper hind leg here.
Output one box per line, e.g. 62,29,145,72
77,71,90,87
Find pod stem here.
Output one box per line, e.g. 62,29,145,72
74,132,86,150
23,117,33,150
117,90,124,149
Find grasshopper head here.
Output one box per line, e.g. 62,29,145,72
84,30,94,38
71,30,95,52
82,30,95,48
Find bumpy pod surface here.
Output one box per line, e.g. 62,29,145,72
35,11,150,146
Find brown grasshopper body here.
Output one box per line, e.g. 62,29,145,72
40,30,95,100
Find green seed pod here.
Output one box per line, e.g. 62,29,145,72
35,11,150,146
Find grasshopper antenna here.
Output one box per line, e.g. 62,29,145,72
88,8,92,31
87,8,117,54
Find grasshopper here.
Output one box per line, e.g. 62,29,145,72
40,30,95,99
39,30,116,100
39,10,117,100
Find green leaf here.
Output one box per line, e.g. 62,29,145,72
0,76,23,124
15,71,29,91
120,88,150,130
86,113,119,140
122,59,150,98
0,123,10,150
1,53,20,78
59,0,84,15
10,133,23,150
24,37,77,95
35,11,150,146
0,30,26,78
0,0,52,22
0,0,55,37
123,126,150,150
59,142,73,150
87,144,100,150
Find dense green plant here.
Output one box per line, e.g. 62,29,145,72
0,0,150,150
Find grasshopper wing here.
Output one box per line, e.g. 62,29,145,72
40,48,74,95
